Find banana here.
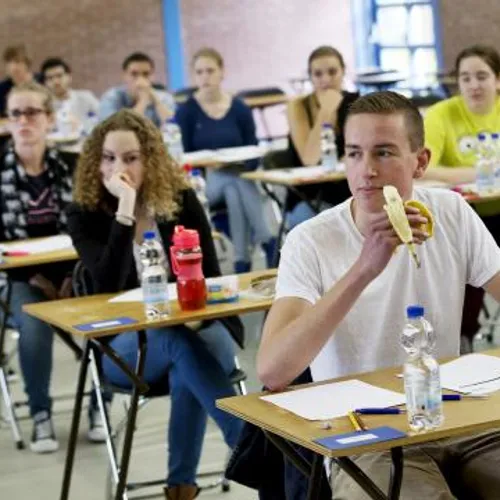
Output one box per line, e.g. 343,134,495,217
383,185,428,268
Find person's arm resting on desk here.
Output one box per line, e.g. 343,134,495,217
257,207,428,390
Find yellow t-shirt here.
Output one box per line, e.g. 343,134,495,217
424,95,500,215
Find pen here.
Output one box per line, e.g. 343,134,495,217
4,251,30,257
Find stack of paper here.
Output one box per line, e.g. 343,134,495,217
260,380,405,421
440,353,500,393
1,235,74,254
262,164,345,182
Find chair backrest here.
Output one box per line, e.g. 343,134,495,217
261,149,294,171
72,261,94,298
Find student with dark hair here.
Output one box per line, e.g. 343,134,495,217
285,45,359,228
0,45,36,116
258,91,500,499
424,44,500,349
40,57,99,125
99,52,175,126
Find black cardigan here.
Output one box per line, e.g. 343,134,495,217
66,188,244,348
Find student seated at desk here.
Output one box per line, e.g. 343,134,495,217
175,47,276,273
1,82,77,453
67,109,243,500
258,92,500,499
99,52,175,127
423,44,500,351
286,46,358,228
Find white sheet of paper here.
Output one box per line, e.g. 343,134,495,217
440,353,500,393
214,145,266,163
182,150,217,164
108,276,239,304
2,235,74,254
262,164,345,182
260,380,405,421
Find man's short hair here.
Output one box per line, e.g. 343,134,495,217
346,91,424,151
40,57,71,80
3,44,31,67
122,52,154,71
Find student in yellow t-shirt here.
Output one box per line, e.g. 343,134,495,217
424,44,500,350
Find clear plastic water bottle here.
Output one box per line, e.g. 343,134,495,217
189,168,211,221
491,133,500,189
320,123,338,170
475,133,495,193
139,231,170,320
83,111,98,137
162,119,184,165
401,305,443,432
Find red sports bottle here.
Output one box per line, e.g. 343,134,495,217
170,225,207,311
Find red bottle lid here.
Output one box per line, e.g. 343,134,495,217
172,225,200,249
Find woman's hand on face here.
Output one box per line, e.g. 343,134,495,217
103,171,136,199
317,89,343,117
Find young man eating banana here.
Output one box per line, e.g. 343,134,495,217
257,91,500,499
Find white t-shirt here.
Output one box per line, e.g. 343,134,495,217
276,187,500,382
54,89,99,123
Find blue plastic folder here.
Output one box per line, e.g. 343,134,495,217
74,317,138,332
314,426,407,451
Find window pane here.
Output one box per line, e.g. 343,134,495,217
380,48,411,76
375,7,408,46
408,5,435,45
411,48,438,88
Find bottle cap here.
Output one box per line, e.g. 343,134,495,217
172,225,200,248
191,169,202,177
322,123,333,128
407,305,424,319
478,133,487,141
182,164,192,174
492,133,499,140
144,231,156,240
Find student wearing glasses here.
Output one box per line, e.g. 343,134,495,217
285,46,358,228
0,82,78,453
99,52,175,127
423,45,500,351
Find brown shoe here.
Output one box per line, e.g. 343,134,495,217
164,485,200,500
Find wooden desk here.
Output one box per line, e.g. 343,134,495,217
0,246,77,271
242,167,346,187
24,270,276,339
183,145,268,169
23,269,275,500
243,94,289,109
218,348,500,499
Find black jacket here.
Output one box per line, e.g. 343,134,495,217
66,188,244,348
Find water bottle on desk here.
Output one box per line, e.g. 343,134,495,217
491,133,500,188
170,225,207,311
320,123,338,171
163,119,184,165
401,305,443,432
139,231,170,320
83,111,98,137
475,133,495,193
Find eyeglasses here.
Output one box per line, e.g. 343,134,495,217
311,68,339,79
7,107,47,121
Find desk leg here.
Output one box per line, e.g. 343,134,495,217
388,447,403,500
306,453,324,500
60,340,91,500
114,330,147,500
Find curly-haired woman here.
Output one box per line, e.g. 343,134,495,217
66,109,243,500
0,81,78,454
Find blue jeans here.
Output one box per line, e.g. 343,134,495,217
286,201,333,230
8,281,54,416
206,169,273,262
102,320,243,486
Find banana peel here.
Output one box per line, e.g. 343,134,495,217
382,185,434,268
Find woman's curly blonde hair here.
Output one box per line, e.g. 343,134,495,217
73,109,189,220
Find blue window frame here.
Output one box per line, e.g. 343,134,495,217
353,0,443,90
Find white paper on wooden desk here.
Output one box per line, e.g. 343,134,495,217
109,284,177,303
440,353,500,393
262,164,345,182
1,235,74,254
260,380,405,421
214,145,266,163
182,150,217,164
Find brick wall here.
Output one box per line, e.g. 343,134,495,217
439,0,500,71
0,0,166,96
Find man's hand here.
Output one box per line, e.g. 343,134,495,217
134,77,153,107
58,276,73,299
355,206,430,281
29,274,58,300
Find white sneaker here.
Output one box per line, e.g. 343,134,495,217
30,411,59,454
87,403,111,443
